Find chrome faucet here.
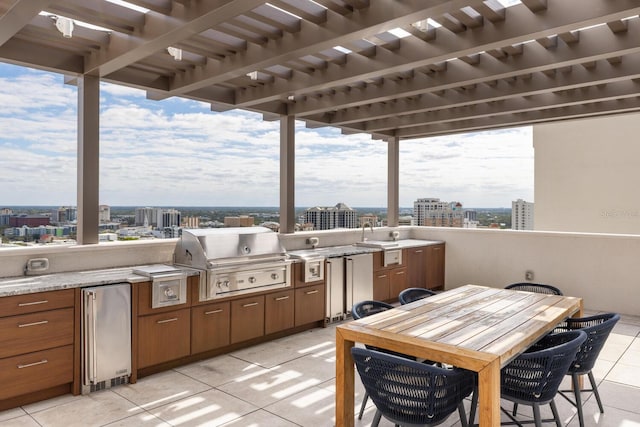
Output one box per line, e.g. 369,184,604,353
361,222,373,241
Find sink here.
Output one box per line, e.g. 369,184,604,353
353,240,400,249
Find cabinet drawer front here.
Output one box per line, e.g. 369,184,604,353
0,345,73,400
0,308,74,359
0,289,74,317
265,290,294,335
230,296,264,344
294,284,325,326
191,302,230,354
138,308,191,368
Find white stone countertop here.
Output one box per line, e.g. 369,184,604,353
0,265,200,297
287,239,443,259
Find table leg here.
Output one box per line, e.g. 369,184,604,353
335,328,355,427
478,358,501,427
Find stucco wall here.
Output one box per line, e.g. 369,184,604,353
534,113,640,234
413,227,640,317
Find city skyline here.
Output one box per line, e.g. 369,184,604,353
1,62,533,208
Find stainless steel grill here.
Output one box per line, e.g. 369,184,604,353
173,227,292,301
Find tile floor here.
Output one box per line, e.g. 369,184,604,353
1,311,639,427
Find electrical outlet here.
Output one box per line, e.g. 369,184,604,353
525,270,534,281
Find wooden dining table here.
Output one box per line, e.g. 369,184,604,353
335,284,583,427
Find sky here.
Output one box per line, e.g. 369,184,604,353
0,62,533,208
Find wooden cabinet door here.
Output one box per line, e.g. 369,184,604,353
230,295,265,344
406,247,427,289
372,271,390,302
0,289,74,317
265,289,294,335
138,308,190,368
0,308,74,359
191,302,230,354
295,284,325,326
0,345,73,400
389,268,408,299
426,244,445,290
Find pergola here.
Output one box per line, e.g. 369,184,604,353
1,0,639,241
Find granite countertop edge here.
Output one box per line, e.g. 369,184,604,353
0,266,201,297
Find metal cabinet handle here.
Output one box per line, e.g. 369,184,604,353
18,320,48,328
242,302,259,308
415,250,423,253
305,290,319,295
157,317,178,324
377,274,387,278
18,359,48,369
275,296,290,301
204,309,223,315
395,271,405,276
18,300,48,307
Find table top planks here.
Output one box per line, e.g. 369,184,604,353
339,284,582,365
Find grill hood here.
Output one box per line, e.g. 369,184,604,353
174,227,286,269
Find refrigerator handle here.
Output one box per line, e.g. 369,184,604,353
84,290,97,385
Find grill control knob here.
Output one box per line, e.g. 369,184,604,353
222,280,230,288
248,277,256,284
271,273,279,280
164,288,176,299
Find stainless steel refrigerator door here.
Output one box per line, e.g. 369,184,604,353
346,253,373,315
83,283,131,386
326,258,345,322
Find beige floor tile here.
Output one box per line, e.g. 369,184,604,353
565,399,640,426
113,370,211,410
598,334,634,362
102,412,171,426
593,380,640,414
606,362,640,388
217,360,319,408
21,393,85,414
150,389,258,427
229,340,305,368
176,354,264,387
0,408,26,423
218,409,298,426
263,384,337,427
29,390,142,427
618,348,640,367
0,415,40,427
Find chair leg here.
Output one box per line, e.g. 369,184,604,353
372,409,382,427
458,401,469,427
532,403,543,427
589,371,605,413
512,402,519,416
468,387,478,426
572,373,585,427
358,391,369,420
550,399,562,427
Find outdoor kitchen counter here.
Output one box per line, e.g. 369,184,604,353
0,266,200,297
287,239,444,259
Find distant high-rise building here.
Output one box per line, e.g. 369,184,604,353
135,207,181,229
99,205,110,223
359,214,378,227
413,198,464,227
304,202,358,230
182,216,200,229
512,199,534,230
464,210,477,221
224,216,254,227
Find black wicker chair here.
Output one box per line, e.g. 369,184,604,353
505,282,563,295
398,287,437,304
352,347,474,427
498,330,587,427
351,300,408,419
554,313,620,427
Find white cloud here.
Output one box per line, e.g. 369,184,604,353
0,64,533,208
